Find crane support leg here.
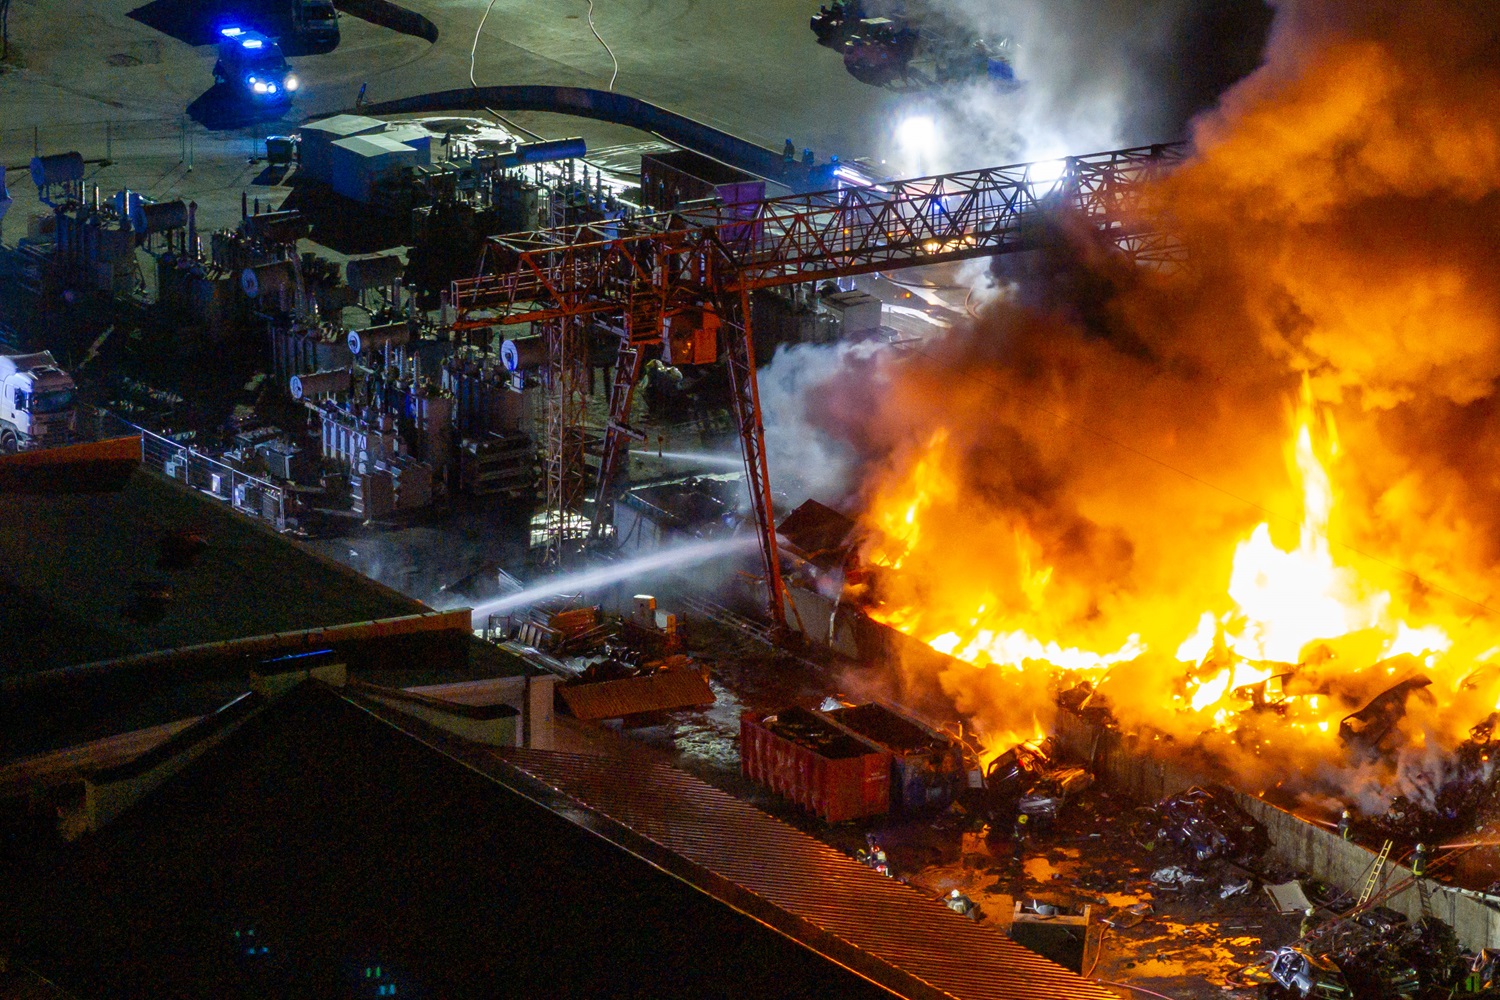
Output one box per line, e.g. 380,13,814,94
590,335,647,538
721,287,787,631
542,312,589,564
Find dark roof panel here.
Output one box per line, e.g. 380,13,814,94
0,468,423,679
3,683,902,1000
495,747,1122,1000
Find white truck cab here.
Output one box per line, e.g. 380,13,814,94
0,351,78,452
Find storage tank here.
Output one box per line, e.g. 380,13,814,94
240,260,297,300
30,151,85,190
289,368,352,400
132,199,188,236
347,321,409,356
500,335,546,372
496,137,587,169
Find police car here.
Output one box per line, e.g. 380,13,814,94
214,27,299,102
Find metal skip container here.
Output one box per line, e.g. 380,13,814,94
740,707,890,822
822,703,965,815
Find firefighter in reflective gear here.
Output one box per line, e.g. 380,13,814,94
1338,809,1353,840
947,889,980,920
1412,843,1429,877
1300,907,1317,938
1012,813,1029,863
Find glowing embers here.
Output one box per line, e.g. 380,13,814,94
857,375,1466,746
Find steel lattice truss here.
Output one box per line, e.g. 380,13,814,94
451,142,1185,324
452,142,1187,620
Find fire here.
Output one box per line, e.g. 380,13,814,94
859,376,1477,762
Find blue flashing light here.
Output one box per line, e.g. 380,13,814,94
242,38,264,49
220,26,243,36
263,648,335,665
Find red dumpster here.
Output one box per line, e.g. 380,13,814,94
740,707,890,822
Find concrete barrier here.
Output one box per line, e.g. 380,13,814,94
1054,709,1500,950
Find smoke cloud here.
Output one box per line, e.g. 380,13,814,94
885,0,1273,173
795,0,1500,805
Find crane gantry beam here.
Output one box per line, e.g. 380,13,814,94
451,142,1187,626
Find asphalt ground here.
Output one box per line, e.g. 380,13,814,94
1,0,908,236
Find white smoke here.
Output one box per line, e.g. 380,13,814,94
884,0,1242,174
760,339,892,508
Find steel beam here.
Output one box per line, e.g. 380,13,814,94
455,142,1187,624
720,285,786,629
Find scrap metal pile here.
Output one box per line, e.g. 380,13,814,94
983,737,1094,823
1266,912,1467,1000
500,597,717,722
1059,679,1500,845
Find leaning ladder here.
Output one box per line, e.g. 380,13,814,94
1358,840,1395,907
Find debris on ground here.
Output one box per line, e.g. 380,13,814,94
1265,880,1314,914
1220,878,1252,899
1150,785,1269,862
1269,945,1352,998
985,737,1095,826
1102,901,1154,929
1152,865,1207,887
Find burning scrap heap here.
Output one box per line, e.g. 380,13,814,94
802,1,1500,836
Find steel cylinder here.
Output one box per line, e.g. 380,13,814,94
500,335,547,371
347,321,409,356
133,199,188,235
241,261,296,299
289,368,352,400
30,152,84,189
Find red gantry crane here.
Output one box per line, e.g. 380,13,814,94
449,142,1187,631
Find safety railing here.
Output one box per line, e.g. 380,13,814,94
92,407,288,530
1,116,286,172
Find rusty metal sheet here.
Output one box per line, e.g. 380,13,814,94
555,669,714,721
491,746,1123,1000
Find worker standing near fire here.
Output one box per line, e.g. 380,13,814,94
1300,907,1317,938
1412,843,1429,877
1338,809,1352,840
1012,813,1028,864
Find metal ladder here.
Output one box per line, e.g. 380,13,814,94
1358,840,1394,907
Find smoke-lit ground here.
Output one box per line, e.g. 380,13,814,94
760,0,1500,826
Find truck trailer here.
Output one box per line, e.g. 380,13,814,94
0,351,78,452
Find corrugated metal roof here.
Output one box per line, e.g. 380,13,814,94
555,670,715,720
491,746,1122,1000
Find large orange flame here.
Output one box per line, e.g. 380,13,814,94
860,376,1486,760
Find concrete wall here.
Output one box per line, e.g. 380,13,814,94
1054,709,1500,950
404,673,556,750
358,690,519,747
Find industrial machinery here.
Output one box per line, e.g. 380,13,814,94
842,17,920,84
291,0,338,45
933,37,1016,84
214,28,299,103
449,143,1186,629
810,0,865,46
0,350,77,452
